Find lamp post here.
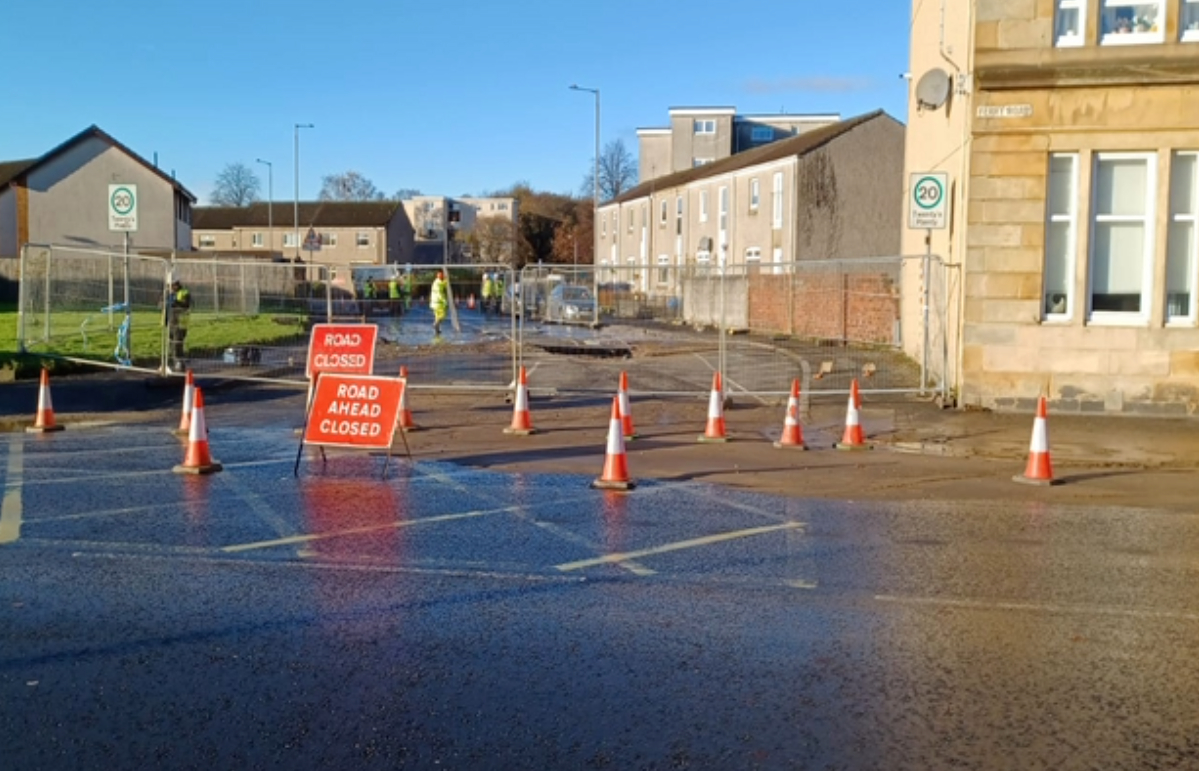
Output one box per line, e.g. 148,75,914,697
255,158,272,255
569,84,600,267
293,123,314,260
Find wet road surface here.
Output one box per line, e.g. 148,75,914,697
2,421,1199,769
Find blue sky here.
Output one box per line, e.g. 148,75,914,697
0,0,911,204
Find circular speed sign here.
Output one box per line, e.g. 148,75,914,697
111,186,136,215
913,176,944,211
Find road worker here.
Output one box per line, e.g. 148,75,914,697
388,275,400,315
493,272,505,315
166,278,191,371
481,272,494,315
430,271,449,335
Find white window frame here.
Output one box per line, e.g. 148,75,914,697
1184,0,1199,41
693,158,714,168
772,247,784,276
356,231,371,248
1099,0,1166,45
628,207,634,232
1088,151,1157,324
750,178,760,211
700,191,709,223
1167,151,1198,324
750,126,773,142
322,233,338,247
1055,0,1087,47
199,235,216,248
659,199,668,225
283,232,297,248
696,249,712,275
601,215,606,236
1043,153,1079,321
718,186,728,232
772,172,784,230
656,254,670,285
694,119,715,135
251,232,264,247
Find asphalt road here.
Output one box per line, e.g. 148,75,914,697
3,413,1199,770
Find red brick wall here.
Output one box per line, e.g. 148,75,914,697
747,271,899,345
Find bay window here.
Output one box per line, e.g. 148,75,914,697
1043,154,1079,319
1089,153,1156,319
1100,1,1164,44
1166,153,1197,322
1055,0,1086,46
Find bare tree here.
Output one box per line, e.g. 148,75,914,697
319,171,384,201
392,188,423,201
210,162,261,206
579,139,639,202
473,216,518,264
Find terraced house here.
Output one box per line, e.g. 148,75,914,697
905,0,1199,414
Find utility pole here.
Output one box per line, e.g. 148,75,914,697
293,123,314,261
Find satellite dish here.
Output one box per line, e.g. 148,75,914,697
915,68,951,110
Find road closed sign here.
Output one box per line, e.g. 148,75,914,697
305,323,378,378
303,374,403,449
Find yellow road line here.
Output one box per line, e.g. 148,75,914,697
0,437,23,544
555,521,804,572
221,507,503,553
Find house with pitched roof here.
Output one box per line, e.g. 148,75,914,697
0,125,196,259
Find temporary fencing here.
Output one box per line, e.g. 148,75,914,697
18,244,948,404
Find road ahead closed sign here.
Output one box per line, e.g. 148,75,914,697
306,323,378,378
303,374,403,450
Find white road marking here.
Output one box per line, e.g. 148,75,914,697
555,522,804,572
221,507,506,553
874,594,1199,622
0,437,24,544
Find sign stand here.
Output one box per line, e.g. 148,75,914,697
294,372,411,479
908,172,949,396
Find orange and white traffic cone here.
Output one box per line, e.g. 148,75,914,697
504,366,535,435
468,294,476,310
618,371,637,440
774,379,807,450
592,396,635,490
173,370,195,437
397,365,419,431
27,368,64,434
834,379,869,450
1014,396,1060,486
698,371,728,443
173,387,223,475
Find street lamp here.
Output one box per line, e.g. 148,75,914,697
294,123,314,260
255,158,272,255
569,84,600,267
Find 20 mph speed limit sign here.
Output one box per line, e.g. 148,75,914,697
909,172,949,230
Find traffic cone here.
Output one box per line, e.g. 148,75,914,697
774,379,807,450
173,387,223,475
1014,396,1060,486
504,366,535,435
698,371,728,443
397,365,419,431
618,371,637,440
468,294,476,310
173,370,195,437
834,379,869,450
26,368,64,433
592,396,635,490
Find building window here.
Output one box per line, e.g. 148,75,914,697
676,196,683,235
772,247,784,276
694,119,715,135
692,158,714,168
772,172,784,230
283,233,297,248
497,202,509,211
657,254,670,284
199,235,216,248
719,186,728,232
659,199,668,225
1184,0,1199,40
322,233,338,247
628,208,634,232
750,178,760,211
1055,0,1086,46
251,232,264,247
750,126,773,142
696,249,712,275
356,231,370,248
1090,153,1157,319
1100,1,1164,44
601,215,606,236
700,191,709,223
1044,154,1079,319
1167,152,1197,321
